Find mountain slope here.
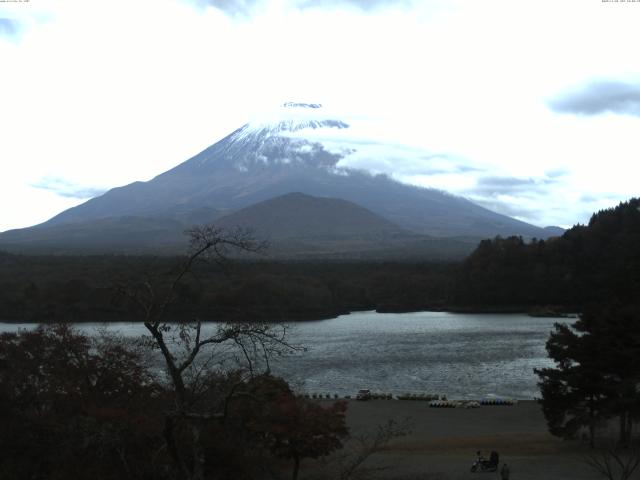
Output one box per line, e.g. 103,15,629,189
0,103,561,255
0,216,187,254
214,192,404,239
0,193,477,258
37,103,551,239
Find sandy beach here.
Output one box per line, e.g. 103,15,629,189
321,399,604,480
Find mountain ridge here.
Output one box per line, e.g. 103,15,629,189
214,192,404,239
0,103,563,256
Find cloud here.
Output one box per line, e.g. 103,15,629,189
545,168,569,179
407,154,481,176
470,175,556,196
470,198,541,222
0,18,19,38
188,0,410,16
580,194,600,203
549,80,640,117
189,0,262,16
295,0,411,12
330,139,480,177
462,174,571,226
31,177,107,199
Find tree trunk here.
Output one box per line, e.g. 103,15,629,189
292,452,300,480
164,415,190,478
620,411,629,447
191,422,205,480
589,397,596,449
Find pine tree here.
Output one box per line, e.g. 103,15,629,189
536,303,640,446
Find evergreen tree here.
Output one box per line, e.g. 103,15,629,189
536,303,640,446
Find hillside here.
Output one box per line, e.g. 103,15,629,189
214,192,403,239
454,198,640,309
0,193,476,259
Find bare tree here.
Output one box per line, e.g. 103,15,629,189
310,418,411,480
584,445,640,480
118,226,297,480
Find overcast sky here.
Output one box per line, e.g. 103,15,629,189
1,0,639,232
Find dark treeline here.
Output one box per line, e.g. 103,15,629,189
1,198,639,322
454,198,640,312
0,253,457,323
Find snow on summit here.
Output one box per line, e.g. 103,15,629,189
237,102,350,139
193,101,487,202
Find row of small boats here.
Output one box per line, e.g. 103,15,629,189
297,392,517,405
429,398,517,408
396,393,445,401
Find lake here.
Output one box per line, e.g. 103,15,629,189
0,311,571,400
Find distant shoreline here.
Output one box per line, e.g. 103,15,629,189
0,305,578,325
376,304,577,318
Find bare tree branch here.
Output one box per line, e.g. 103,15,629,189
584,445,640,480
114,225,293,480
313,418,412,480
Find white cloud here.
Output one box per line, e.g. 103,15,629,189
1,0,639,231
30,176,107,199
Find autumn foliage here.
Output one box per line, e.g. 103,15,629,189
0,325,349,479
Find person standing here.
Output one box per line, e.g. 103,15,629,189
501,462,510,480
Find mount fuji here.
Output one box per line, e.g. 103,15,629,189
0,103,559,256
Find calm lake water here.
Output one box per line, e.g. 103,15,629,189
0,311,572,400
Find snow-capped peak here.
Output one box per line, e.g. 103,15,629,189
282,102,322,109
235,102,350,141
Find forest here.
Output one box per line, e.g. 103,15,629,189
0,253,457,323
454,197,640,310
1,198,638,323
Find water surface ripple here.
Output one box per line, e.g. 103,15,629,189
0,311,570,400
